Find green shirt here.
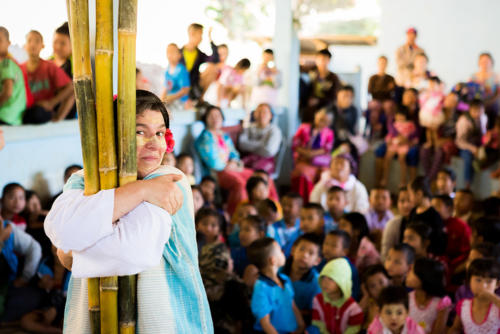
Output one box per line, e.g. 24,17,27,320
0,58,27,125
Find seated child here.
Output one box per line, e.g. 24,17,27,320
324,186,346,229
338,212,380,272
217,58,251,108
449,258,500,334
21,30,74,123
434,168,456,197
1,183,27,231
453,189,474,224
402,222,433,258
367,285,425,334
300,203,335,236
227,202,257,248
470,216,500,246
332,85,359,141
280,233,322,326
431,195,471,275
272,192,303,257
365,187,393,232
237,176,281,219
199,243,253,333
321,230,361,300
248,237,305,333
258,199,280,237
191,186,205,216
200,176,218,209
195,207,224,246
232,215,266,286
384,243,415,286
310,258,364,334
455,99,486,189
176,153,195,185
455,242,500,302
405,258,451,334
480,115,500,168
160,43,190,107
252,169,280,202
291,108,334,202
0,26,27,125
359,264,390,330
381,109,418,187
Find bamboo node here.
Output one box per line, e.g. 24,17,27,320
99,166,118,173
89,306,101,311
73,75,93,83
95,49,114,56
119,321,136,328
100,286,119,291
117,28,136,35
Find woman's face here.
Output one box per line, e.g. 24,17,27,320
206,108,223,131
254,105,272,128
27,194,42,214
136,109,167,179
397,190,413,218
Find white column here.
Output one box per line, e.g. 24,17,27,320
274,0,299,184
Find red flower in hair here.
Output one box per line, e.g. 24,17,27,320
165,129,175,153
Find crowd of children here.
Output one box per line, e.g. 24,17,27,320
2,23,500,334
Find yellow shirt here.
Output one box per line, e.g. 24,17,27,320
183,49,198,72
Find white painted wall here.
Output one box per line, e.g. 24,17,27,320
331,0,500,109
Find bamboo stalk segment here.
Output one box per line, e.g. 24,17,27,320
117,0,138,187
117,1,138,332
67,1,101,333
118,275,136,334
100,276,119,334
95,0,117,190
95,1,119,333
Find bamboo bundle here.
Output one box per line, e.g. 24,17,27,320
117,1,138,332
95,0,119,333
66,0,100,332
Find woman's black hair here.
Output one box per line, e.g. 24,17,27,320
377,285,409,310
413,257,446,297
55,22,70,36
114,90,170,129
200,104,224,127
135,89,170,128
246,176,267,201
1,183,25,200
467,258,500,283
409,176,432,199
342,212,369,241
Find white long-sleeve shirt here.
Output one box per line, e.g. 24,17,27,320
44,172,172,278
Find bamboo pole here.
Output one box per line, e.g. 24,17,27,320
95,0,119,333
117,1,138,333
66,0,100,333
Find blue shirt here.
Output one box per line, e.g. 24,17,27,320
272,218,301,257
164,63,190,102
280,263,321,311
251,273,298,333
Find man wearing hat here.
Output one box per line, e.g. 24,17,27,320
395,27,425,86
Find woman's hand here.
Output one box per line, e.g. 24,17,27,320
143,174,184,215
225,160,242,172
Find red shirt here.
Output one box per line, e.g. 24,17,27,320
21,59,71,103
444,217,471,267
